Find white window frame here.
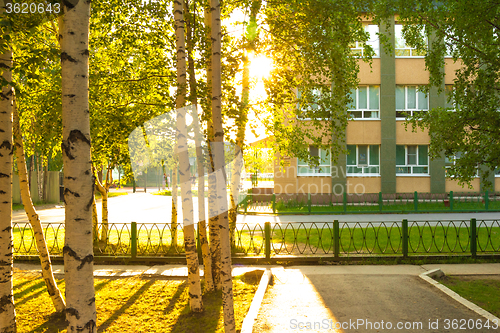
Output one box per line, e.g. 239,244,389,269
396,85,429,118
396,145,429,175
296,88,328,120
348,85,380,119
445,84,456,111
350,24,380,58
395,24,427,58
346,145,380,176
297,146,331,176
446,153,479,177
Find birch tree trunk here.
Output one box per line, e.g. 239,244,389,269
13,98,66,313
205,1,222,290
0,36,15,333
60,1,97,331
174,0,203,311
184,0,213,292
93,167,109,248
211,0,235,331
171,158,178,250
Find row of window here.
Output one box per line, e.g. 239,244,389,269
298,145,430,176
351,24,453,58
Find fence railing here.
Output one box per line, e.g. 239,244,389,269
13,219,500,261
238,191,500,214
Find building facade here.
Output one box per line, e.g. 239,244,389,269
274,16,497,196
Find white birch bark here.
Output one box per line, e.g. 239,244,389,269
60,1,97,331
211,0,235,331
13,99,66,313
174,0,203,311
184,0,213,291
204,2,222,290
0,32,15,333
171,157,178,250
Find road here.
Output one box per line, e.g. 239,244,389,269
12,190,500,227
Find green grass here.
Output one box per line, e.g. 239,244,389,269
152,189,207,197
14,271,259,332
95,192,129,199
268,198,500,214
438,275,500,318
242,224,500,255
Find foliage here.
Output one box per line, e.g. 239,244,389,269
383,0,500,189
262,0,375,168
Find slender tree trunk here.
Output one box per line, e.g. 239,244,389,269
204,1,222,290
211,0,235,331
184,0,213,292
0,38,16,333
174,0,203,312
60,0,97,331
94,175,108,249
171,161,178,250
13,98,66,313
92,196,99,248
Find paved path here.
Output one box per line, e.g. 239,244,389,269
253,264,500,333
12,191,500,226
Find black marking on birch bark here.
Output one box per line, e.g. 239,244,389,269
85,195,93,212
87,297,95,306
2,226,11,232
77,320,96,332
0,191,5,194
0,294,13,309
61,52,77,63
64,188,80,198
81,49,89,56
63,246,94,270
64,94,76,98
0,140,12,152
66,176,76,180
62,130,90,160
0,129,3,132
65,307,80,319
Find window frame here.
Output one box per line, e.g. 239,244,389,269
297,146,331,176
396,85,429,118
348,85,380,120
394,24,427,58
446,153,479,177
350,24,380,58
346,144,380,176
396,145,429,176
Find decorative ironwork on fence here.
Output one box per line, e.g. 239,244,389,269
14,219,500,261
238,191,500,214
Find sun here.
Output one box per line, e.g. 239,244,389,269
248,53,273,80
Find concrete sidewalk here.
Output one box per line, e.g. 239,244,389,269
253,264,500,333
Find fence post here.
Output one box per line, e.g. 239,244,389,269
272,194,276,214
484,191,489,211
265,222,271,260
131,221,137,259
308,193,311,213
470,218,477,258
402,219,408,258
450,191,454,211
414,191,418,212
244,194,249,214
378,192,383,212
334,220,339,259
343,192,347,213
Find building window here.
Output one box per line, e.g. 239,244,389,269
348,85,380,119
350,24,380,57
445,85,455,111
347,145,380,175
446,153,478,177
297,88,323,119
396,145,429,174
297,146,331,176
396,85,429,118
395,24,427,57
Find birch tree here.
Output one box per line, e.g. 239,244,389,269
60,0,97,331
0,17,15,331
174,0,203,311
13,97,65,313
211,0,235,330
184,0,213,291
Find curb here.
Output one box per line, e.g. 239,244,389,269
240,269,273,333
419,268,500,324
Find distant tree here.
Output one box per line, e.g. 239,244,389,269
387,0,500,188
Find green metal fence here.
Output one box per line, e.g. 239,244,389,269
13,219,500,262
238,191,500,214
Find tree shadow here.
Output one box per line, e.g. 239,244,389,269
28,311,66,333
169,289,223,333
163,281,187,314
14,280,46,300
97,279,155,332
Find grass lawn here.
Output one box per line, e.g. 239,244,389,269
437,275,500,318
14,272,259,332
